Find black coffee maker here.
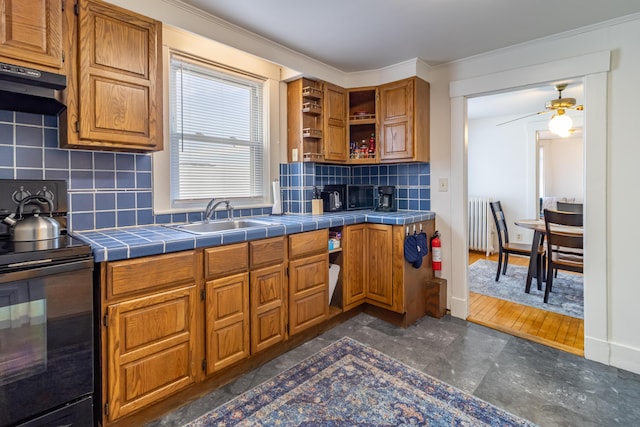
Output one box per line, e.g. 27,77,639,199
376,186,396,212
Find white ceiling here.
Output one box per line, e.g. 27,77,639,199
179,0,640,72
467,80,584,120
176,0,636,120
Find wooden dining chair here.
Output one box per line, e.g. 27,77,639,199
543,209,584,303
490,201,545,284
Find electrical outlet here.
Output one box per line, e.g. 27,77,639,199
516,233,522,241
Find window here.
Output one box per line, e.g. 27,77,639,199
168,53,267,209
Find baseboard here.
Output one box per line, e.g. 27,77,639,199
583,335,610,365
450,295,468,319
585,335,640,375
609,341,640,375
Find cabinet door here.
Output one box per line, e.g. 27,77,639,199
106,285,197,421
343,224,367,308
71,0,162,151
288,253,328,335
250,264,286,353
366,224,394,306
324,82,348,162
0,0,63,70
379,78,414,161
205,272,250,373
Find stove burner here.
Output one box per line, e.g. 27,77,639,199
0,179,69,238
0,179,91,274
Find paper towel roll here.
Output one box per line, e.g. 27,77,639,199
272,180,283,215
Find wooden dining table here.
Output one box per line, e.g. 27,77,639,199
514,219,584,293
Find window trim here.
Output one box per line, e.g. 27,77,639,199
153,25,283,215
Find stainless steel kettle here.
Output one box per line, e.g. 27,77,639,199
2,195,60,241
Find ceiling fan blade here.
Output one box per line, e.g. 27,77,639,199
496,110,550,126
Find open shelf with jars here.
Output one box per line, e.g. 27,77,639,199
348,88,378,163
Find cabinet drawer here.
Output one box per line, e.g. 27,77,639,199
205,243,248,278
289,229,328,259
107,251,196,299
250,236,285,269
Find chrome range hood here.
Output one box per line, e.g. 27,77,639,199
0,61,66,116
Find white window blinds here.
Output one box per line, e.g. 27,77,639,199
169,54,266,206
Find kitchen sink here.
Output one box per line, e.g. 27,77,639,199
168,219,278,234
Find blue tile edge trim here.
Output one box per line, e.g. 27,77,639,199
72,210,435,262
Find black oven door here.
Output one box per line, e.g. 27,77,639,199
0,258,94,427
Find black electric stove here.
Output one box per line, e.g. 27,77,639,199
0,234,93,273
0,179,95,427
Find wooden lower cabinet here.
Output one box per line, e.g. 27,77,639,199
250,264,286,353
343,224,367,308
99,226,433,424
105,285,198,421
288,252,329,335
366,224,394,306
344,224,394,310
288,230,329,336
205,272,250,373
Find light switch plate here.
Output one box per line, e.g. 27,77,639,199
438,178,448,192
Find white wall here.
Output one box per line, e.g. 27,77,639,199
435,16,640,374
468,115,533,244
541,136,584,200
103,0,640,374
467,116,584,245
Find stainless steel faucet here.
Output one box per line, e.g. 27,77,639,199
204,197,233,222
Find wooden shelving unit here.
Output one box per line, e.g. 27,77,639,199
287,78,324,162
348,87,378,164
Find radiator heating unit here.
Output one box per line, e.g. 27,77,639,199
468,197,494,255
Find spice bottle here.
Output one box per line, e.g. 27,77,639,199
368,133,376,154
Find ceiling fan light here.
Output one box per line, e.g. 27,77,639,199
549,111,573,137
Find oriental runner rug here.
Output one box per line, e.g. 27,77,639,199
184,337,536,426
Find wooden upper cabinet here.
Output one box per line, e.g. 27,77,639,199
379,77,430,163
287,78,324,162
323,82,348,162
0,0,63,70
61,0,163,152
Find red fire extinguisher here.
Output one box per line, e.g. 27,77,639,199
431,231,442,271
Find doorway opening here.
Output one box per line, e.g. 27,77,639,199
465,82,585,355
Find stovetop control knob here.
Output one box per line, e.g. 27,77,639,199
12,186,31,204
37,186,55,202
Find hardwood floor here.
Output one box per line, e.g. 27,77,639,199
467,251,584,356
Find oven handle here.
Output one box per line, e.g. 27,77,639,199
0,258,94,283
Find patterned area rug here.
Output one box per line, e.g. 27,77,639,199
469,259,583,319
184,337,536,427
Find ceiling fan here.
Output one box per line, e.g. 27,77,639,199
497,84,584,128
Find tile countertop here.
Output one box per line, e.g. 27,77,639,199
73,210,436,262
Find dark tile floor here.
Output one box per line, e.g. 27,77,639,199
146,313,640,426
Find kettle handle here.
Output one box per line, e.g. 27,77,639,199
18,195,55,218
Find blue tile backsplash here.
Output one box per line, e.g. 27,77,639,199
1,109,430,231
279,162,431,213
